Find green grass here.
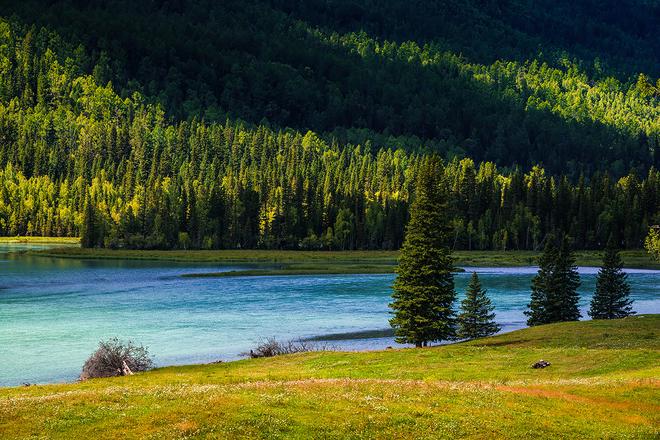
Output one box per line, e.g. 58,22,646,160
0,236,80,245
453,249,659,269
26,247,660,273
1,316,658,439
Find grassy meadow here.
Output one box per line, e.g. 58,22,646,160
0,315,657,438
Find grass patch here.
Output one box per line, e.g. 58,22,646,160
26,247,660,273
453,249,659,269
1,316,658,438
0,236,80,245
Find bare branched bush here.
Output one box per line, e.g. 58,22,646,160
80,338,154,380
244,338,330,359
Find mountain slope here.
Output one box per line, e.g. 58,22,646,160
1,0,657,172
0,2,658,249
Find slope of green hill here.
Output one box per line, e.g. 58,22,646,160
1,0,658,171
0,315,658,438
0,1,658,249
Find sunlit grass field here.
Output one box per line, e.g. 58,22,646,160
0,236,80,245
1,316,657,439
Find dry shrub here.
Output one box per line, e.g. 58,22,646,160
244,338,330,359
81,338,154,380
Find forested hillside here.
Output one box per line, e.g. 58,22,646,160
2,0,658,172
0,1,658,250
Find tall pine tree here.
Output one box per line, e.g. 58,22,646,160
525,236,558,326
390,155,456,347
550,235,582,322
525,234,581,325
457,272,500,339
80,192,96,249
589,238,634,319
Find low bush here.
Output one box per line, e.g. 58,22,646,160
244,338,329,358
81,338,154,380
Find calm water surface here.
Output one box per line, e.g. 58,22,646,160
1,245,658,386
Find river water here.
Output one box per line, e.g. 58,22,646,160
1,244,658,386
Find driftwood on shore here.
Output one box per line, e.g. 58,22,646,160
121,360,134,376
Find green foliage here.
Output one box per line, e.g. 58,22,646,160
390,156,456,347
0,2,659,173
526,235,581,326
457,272,500,339
526,238,558,326
645,226,660,261
589,239,634,319
551,236,582,322
0,7,657,250
80,192,96,248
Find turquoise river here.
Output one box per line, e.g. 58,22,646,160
1,244,658,386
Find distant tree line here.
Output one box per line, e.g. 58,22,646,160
1,141,658,251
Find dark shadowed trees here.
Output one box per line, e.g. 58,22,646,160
457,272,500,339
390,155,456,347
526,234,581,326
589,238,634,319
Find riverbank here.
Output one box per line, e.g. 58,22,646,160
22,246,660,273
0,236,79,245
1,316,657,438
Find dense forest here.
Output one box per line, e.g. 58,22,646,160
2,0,658,172
0,1,658,250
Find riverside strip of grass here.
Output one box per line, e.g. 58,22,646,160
0,236,80,245
1,316,658,439
26,247,660,275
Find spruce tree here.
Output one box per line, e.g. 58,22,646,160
390,155,456,347
80,192,96,249
550,235,581,322
457,272,500,339
525,236,558,326
525,234,581,325
646,226,660,262
589,239,634,319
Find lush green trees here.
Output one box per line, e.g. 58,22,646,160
390,156,456,347
645,227,660,261
550,236,582,322
457,272,500,340
526,235,581,326
1,2,658,175
80,192,96,249
0,13,657,250
0,143,658,250
589,240,634,319
525,238,559,326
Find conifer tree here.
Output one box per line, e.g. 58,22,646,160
525,234,581,325
80,192,96,249
646,226,660,262
457,272,500,339
589,238,634,319
525,236,558,326
390,155,456,347
550,235,582,322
